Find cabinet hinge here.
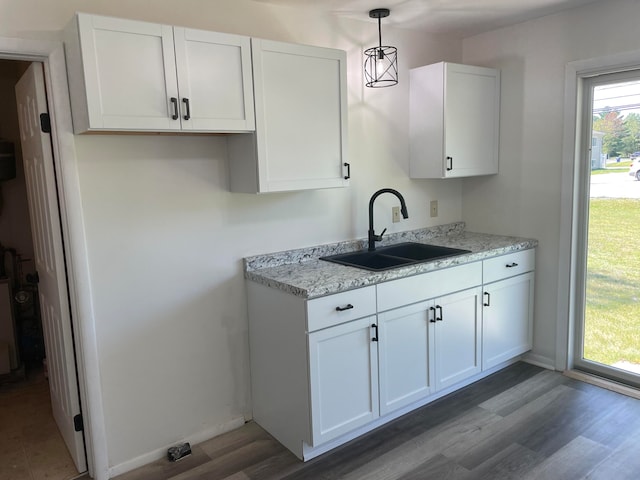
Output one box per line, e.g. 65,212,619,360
40,113,51,133
73,413,84,432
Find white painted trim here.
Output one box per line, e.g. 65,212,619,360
108,416,247,478
0,36,108,480
564,370,640,400
558,49,640,373
522,352,556,371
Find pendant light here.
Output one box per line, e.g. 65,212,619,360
364,8,398,88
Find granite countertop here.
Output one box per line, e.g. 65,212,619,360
244,222,537,299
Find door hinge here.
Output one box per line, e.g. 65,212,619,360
74,413,84,432
40,113,51,133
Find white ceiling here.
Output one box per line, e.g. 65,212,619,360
251,0,603,37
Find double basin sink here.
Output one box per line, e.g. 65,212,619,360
320,242,471,271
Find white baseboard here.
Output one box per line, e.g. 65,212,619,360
107,416,246,478
521,352,555,370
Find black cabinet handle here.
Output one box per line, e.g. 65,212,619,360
483,292,491,307
446,156,453,171
335,304,354,312
344,162,351,180
371,324,378,342
436,305,443,321
506,262,519,268
182,98,191,120
170,97,179,120
429,306,436,323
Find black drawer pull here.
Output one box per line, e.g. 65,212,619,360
483,292,490,307
436,305,443,321
429,306,436,323
371,323,378,342
335,304,354,312
506,262,519,268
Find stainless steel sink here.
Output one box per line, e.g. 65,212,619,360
320,242,471,271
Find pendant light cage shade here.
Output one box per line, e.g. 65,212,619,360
364,8,398,88
364,46,398,88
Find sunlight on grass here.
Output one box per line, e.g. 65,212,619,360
590,160,632,175
585,198,640,365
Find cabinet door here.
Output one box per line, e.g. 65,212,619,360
444,63,499,177
434,287,482,391
174,28,254,132
76,14,181,131
251,38,349,192
483,272,534,370
378,301,434,416
308,316,379,446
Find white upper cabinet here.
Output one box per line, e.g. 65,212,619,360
410,62,500,178
173,28,254,132
64,13,254,133
228,38,349,193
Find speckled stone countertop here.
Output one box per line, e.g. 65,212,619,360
244,222,537,299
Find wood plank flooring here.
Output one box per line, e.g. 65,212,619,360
113,362,640,480
0,367,80,480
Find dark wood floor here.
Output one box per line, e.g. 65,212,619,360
113,362,640,479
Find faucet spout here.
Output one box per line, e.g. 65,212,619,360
368,188,409,251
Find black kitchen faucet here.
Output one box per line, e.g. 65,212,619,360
368,188,409,251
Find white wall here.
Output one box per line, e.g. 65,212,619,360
0,0,463,473
460,0,640,366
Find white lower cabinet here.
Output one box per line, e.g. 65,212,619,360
247,248,535,461
482,249,535,370
483,272,535,370
378,301,433,416
308,316,379,446
433,287,482,391
377,286,482,416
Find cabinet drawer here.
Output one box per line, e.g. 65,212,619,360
307,286,376,332
377,262,482,312
483,249,535,284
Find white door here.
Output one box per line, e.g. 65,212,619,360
252,38,349,192
77,13,180,131
308,316,379,446
15,63,87,472
571,71,640,388
444,63,499,177
174,27,254,132
483,273,534,370
434,287,482,391
378,301,433,415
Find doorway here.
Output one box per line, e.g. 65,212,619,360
573,70,640,388
0,58,85,478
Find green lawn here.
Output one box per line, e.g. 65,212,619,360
585,198,640,365
591,159,632,175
